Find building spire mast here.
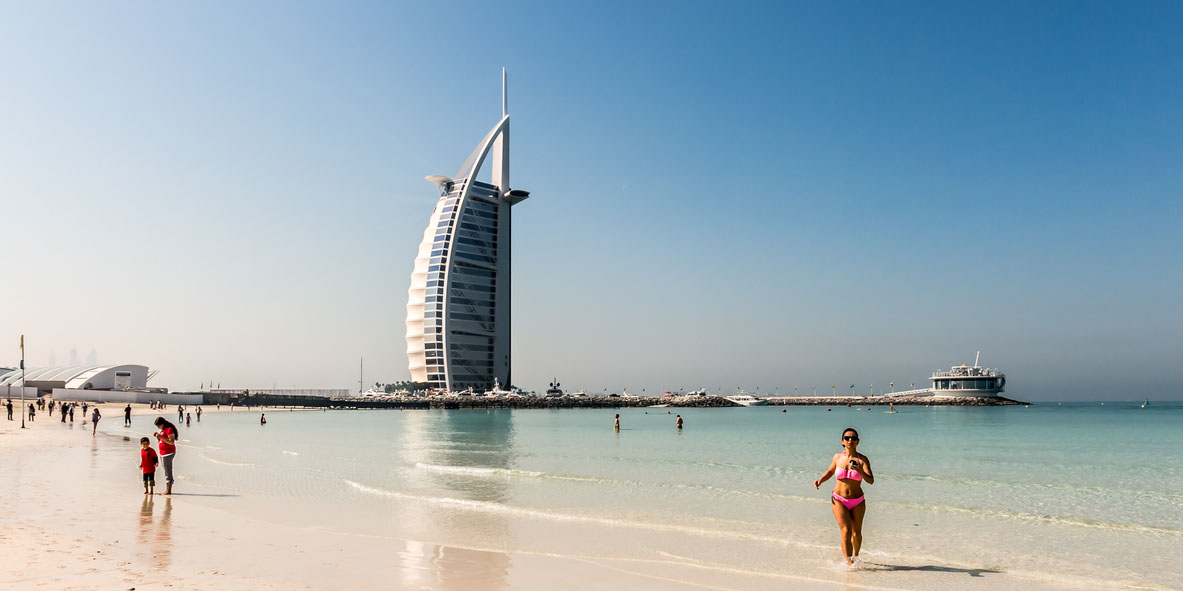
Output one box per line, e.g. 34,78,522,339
502,67,507,117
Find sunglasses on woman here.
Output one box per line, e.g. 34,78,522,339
842,436,859,441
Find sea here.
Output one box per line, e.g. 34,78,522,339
121,401,1182,590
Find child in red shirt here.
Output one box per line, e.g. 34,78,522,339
139,437,159,494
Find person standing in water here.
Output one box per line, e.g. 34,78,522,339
260,413,267,425
124,404,132,427
675,415,683,429
153,417,179,495
814,428,874,568
90,407,101,436
196,407,202,422
614,414,620,431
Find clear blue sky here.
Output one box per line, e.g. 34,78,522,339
1,1,1180,400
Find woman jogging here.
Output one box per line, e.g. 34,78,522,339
814,427,874,568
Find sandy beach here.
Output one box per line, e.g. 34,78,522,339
0,403,837,591
3,402,1177,591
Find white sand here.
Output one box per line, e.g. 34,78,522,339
2,402,1093,591
0,404,804,591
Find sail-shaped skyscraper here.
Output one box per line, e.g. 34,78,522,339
405,69,529,392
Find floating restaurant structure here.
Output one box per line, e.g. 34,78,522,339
930,351,1006,397
405,69,530,393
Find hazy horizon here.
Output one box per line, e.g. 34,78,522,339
2,2,1180,401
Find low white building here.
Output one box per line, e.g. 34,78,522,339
0,365,152,395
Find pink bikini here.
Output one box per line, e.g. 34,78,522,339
832,464,865,510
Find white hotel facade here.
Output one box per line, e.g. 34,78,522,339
405,70,529,392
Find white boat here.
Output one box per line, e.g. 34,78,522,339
545,378,564,397
726,389,767,406
483,378,513,397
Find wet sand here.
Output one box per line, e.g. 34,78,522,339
1,402,1114,591
0,405,803,591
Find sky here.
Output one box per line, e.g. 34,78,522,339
0,1,1180,401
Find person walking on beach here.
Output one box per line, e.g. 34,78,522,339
82,402,88,416
6,399,12,420
177,406,184,423
814,428,874,569
124,404,132,427
91,407,101,436
48,400,55,416
139,437,159,495
185,412,191,427
196,407,202,422
28,403,35,421
153,417,179,495
69,403,75,423
676,415,683,429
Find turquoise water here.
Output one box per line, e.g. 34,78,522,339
123,402,1183,589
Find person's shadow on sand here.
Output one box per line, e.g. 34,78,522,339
865,563,1001,577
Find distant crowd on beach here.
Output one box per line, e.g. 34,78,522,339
5,397,104,435
4,398,197,495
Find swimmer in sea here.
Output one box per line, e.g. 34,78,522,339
614,414,620,431
813,427,874,568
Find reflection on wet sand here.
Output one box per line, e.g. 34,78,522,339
393,411,515,590
137,496,173,569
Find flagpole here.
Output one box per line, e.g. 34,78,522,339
20,334,26,429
